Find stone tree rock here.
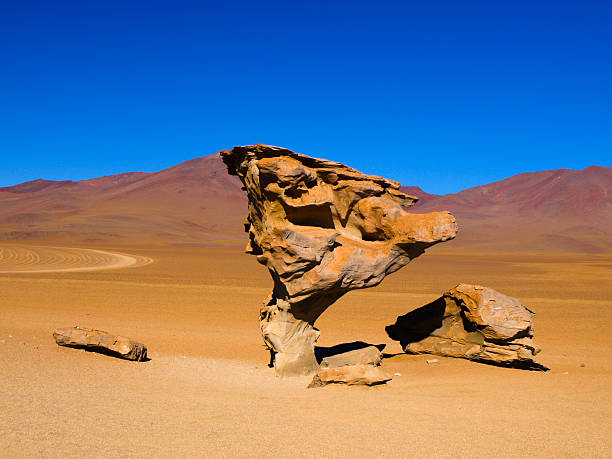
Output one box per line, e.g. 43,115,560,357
221,144,457,376
385,284,548,370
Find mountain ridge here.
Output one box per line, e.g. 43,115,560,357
1,153,609,252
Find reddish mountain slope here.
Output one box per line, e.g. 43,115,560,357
0,154,609,253
0,153,245,246
410,166,612,253
399,186,441,207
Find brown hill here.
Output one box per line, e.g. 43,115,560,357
409,165,612,253
1,153,609,253
0,153,245,246
398,186,441,206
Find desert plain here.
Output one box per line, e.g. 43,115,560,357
1,241,611,457
3,0,611,455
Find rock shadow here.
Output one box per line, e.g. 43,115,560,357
385,297,446,350
63,344,151,362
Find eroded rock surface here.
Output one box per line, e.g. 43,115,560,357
53,326,148,361
221,144,457,376
308,364,393,388
319,345,383,369
386,284,548,370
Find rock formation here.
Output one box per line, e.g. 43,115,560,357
386,284,548,370
221,144,457,376
319,345,383,369
308,364,393,388
53,326,148,361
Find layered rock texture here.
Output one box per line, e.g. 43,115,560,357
386,284,548,370
308,365,393,388
221,144,457,376
53,327,148,361
319,345,383,369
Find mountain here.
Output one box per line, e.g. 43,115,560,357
1,154,610,253
0,153,245,246
407,165,612,253
399,186,441,207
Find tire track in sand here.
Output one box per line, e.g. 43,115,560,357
0,246,153,273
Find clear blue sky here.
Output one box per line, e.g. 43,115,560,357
1,1,610,193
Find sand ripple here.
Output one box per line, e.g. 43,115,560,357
0,245,153,273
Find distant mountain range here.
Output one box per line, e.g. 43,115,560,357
0,154,244,246
403,165,611,253
1,153,610,253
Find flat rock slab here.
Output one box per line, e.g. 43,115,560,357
319,346,383,369
53,327,148,361
308,364,392,388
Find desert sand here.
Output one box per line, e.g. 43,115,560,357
1,242,611,457
0,245,152,273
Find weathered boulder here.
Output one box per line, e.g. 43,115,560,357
221,144,457,376
386,284,548,370
319,345,383,369
308,364,393,388
53,326,148,361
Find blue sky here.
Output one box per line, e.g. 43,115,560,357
1,1,610,193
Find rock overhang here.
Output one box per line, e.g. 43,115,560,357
221,144,458,376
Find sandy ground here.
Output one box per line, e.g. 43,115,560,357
0,245,152,273
1,244,611,457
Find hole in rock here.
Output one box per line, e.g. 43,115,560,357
284,187,307,198
284,204,335,229
359,229,387,242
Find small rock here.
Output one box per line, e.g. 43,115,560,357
562,371,569,375
319,346,383,369
308,365,392,388
426,359,440,365
580,362,586,368
8,335,13,339
53,326,148,361
394,372,402,376
386,284,549,371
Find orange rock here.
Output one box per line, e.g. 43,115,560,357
308,365,393,388
53,326,148,361
222,145,457,376
386,284,548,370
319,346,383,369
